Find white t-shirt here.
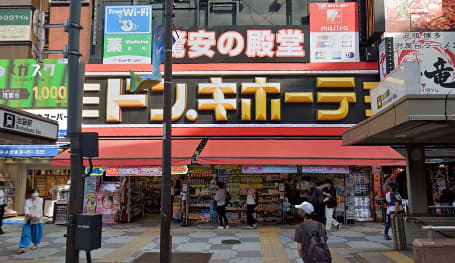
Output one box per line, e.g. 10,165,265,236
386,192,403,214
247,190,256,205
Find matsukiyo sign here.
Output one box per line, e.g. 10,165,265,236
82,74,378,126
172,26,309,63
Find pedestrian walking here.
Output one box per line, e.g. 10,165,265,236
323,179,341,231
311,181,329,224
0,178,7,235
215,182,229,230
294,201,332,263
384,182,403,240
246,181,257,229
18,189,43,254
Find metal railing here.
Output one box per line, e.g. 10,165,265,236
422,226,455,240
428,206,455,215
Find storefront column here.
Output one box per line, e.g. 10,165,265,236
405,144,427,214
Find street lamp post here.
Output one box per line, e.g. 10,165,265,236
160,0,174,262
65,0,84,262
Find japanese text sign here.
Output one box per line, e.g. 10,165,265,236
0,109,58,140
310,3,359,62
0,9,32,41
0,145,58,157
0,59,68,108
82,74,377,127
301,165,349,174
172,26,309,63
106,166,188,176
381,32,455,94
103,5,152,64
25,109,68,138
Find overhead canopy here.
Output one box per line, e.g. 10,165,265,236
342,95,455,146
198,140,405,166
52,139,201,167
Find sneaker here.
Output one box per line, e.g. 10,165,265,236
253,223,257,228
217,226,224,230
384,234,391,240
247,225,254,229
0,228,4,234
337,223,342,231
225,225,230,229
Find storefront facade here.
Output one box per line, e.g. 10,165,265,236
48,62,406,225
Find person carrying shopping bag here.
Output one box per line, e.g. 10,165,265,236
18,189,43,253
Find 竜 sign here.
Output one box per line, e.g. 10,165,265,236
82,74,378,126
0,59,68,108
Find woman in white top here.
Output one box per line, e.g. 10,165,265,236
18,189,43,253
246,182,257,228
215,182,229,229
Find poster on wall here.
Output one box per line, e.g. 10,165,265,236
83,176,97,214
103,5,153,64
96,183,120,223
384,0,455,32
380,32,455,94
0,59,68,108
0,9,32,42
310,3,359,62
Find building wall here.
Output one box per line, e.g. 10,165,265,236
48,4,92,63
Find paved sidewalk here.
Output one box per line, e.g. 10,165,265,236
0,223,413,263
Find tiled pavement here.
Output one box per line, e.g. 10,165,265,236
0,222,412,263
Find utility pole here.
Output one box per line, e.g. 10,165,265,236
65,0,84,262
160,0,174,262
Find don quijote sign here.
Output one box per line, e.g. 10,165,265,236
82,74,378,127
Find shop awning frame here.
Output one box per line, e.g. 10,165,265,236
198,139,405,166
52,139,201,167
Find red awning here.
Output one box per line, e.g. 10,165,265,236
52,139,201,167
198,140,405,166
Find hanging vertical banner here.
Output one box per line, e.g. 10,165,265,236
310,3,359,62
103,5,152,64
83,176,97,214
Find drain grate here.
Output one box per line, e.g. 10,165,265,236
221,239,241,244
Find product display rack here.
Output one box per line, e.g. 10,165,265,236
128,177,145,221
346,167,373,222
187,171,215,223
187,169,285,224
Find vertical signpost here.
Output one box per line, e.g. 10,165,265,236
160,0,174,262
65,0,84,262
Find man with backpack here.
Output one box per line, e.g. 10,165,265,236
294,201,332,263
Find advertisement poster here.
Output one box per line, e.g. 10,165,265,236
0,59,68,108
83,176,97,214
0,9,32,41
384,0,455,32
310,3,359,62
381,32,455,94
103,5,152,64
242,166,298,174
96,183,120,223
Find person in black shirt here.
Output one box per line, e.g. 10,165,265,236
323,179,341,231
311,181,329,224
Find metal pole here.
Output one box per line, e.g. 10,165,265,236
65,0,84,262
160,0,174,262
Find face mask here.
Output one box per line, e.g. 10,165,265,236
32,193,39,198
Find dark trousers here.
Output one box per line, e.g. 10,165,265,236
0,205,5,229
384,214,391,235
217,205,228,227
247,204,256,226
